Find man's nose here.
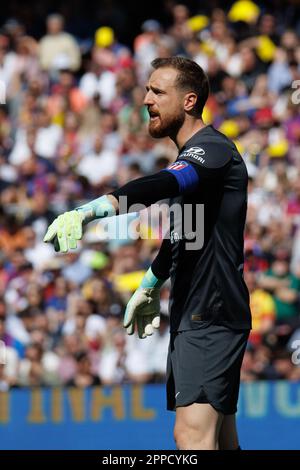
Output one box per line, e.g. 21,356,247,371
144,91,154,106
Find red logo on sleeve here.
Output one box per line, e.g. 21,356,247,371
168,161,188,171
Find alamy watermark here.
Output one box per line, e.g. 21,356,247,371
291,80,300,105
94,197,205,251
0,340,6,365
291,340,300,365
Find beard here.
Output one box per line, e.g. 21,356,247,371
148,110,185,139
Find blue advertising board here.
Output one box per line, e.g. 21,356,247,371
0,382,299,449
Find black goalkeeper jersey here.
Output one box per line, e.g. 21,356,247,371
156,125,251,331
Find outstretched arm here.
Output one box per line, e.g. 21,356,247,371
44,161,200,252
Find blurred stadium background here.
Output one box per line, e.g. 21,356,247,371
1,0,300,450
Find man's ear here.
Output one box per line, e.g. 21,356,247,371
184,92,198,113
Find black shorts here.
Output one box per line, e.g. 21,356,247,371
166,324,249,415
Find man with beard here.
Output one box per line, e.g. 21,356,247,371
44,57,251,450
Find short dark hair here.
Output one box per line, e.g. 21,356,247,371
151,57,210,117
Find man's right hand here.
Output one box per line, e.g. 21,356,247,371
43,210,84,252
43,195,117,253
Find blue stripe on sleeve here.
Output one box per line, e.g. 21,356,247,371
164,160,200,194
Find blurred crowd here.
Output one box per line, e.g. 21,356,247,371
1,0,300,390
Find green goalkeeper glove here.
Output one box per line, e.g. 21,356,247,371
123,267,165,339
43,195,116,253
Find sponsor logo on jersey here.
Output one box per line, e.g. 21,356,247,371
168,160,188,171
170,230,196,244
170,230,181,243
181,146,206,163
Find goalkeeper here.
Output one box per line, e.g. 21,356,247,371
44,57,251,450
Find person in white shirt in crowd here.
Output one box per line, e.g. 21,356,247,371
99,328,151,385
76,134,119,187
39,13,81,73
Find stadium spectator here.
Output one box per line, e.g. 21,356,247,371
39,13,81,73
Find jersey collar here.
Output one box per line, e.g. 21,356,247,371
179,124,213,153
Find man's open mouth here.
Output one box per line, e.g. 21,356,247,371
149,110,160,121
